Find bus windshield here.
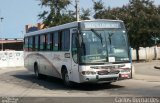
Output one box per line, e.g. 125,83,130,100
80,29,129,64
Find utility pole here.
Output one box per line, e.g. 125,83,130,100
0,17,4,51
75,0,80,21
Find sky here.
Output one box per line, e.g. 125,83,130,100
0,0,159,38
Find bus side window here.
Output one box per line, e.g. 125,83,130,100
40,35,46,51
53,32,59,51
24,37,29,51
46,33,52,51
61,30,70,51
35,36,39,51
72,33,78,63
32,36,35,51
28,37,33,51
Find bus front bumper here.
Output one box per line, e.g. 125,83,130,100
80,74,119,83
79,72,131,83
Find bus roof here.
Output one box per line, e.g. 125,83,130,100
24,19,123,37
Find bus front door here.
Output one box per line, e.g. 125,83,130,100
71,28,80,83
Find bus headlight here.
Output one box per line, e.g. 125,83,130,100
81,71,97,75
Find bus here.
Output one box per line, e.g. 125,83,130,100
24,19,132,86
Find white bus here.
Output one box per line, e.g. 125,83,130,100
24,19,132,86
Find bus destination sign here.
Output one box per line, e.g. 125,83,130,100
82,21,122,29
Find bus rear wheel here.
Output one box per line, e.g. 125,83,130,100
34,64,44,79
62,70,73,87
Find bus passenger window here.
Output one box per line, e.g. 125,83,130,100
40,35,45,51
46,34,52,51
62,30,70,51
35,36,39,51
28,37,33,51
24,38,29,51
53,32,59,51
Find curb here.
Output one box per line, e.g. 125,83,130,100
133,74,160,82
0,67,25,75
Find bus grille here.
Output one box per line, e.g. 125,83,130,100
98,70,119,75
98,77,118,81
98,70,109,75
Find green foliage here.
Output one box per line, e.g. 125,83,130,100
80,8,91,20
38,0,160,49
38,0,91,27
92,0,105,18
93,0,104,12
93,0,160,48
38,0,75,27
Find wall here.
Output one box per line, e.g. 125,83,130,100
0,51,24,67
132,46,159,61
0,47,160,68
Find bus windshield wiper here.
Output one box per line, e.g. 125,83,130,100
108,32,114,45
91,29,103,44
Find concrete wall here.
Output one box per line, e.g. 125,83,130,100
0,47,160,68
132,46,160,61
0,51,24,67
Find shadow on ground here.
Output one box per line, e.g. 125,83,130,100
1,70,124,91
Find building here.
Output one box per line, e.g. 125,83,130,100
0,23,45,51
25,23,45,33
0,38,23,51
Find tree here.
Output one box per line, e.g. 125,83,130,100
38,0,92,27
38,0,76,27
93,0,160,60
92,0,105,19
80,8,91,20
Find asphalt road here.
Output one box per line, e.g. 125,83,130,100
0,67,160,103
133,60,160,76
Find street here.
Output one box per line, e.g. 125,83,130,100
0,62,160,98
0,61,160,103
0,0,160,102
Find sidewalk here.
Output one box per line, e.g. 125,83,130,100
0,67,25,74
0,62,160,82
134,74,160,82
133,60,160,82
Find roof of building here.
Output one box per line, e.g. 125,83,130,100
0,38,23,44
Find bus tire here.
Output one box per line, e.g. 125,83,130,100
62,69,73,87
34,64,44,79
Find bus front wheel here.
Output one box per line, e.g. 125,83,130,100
34,64,44,79
62,70,73,87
